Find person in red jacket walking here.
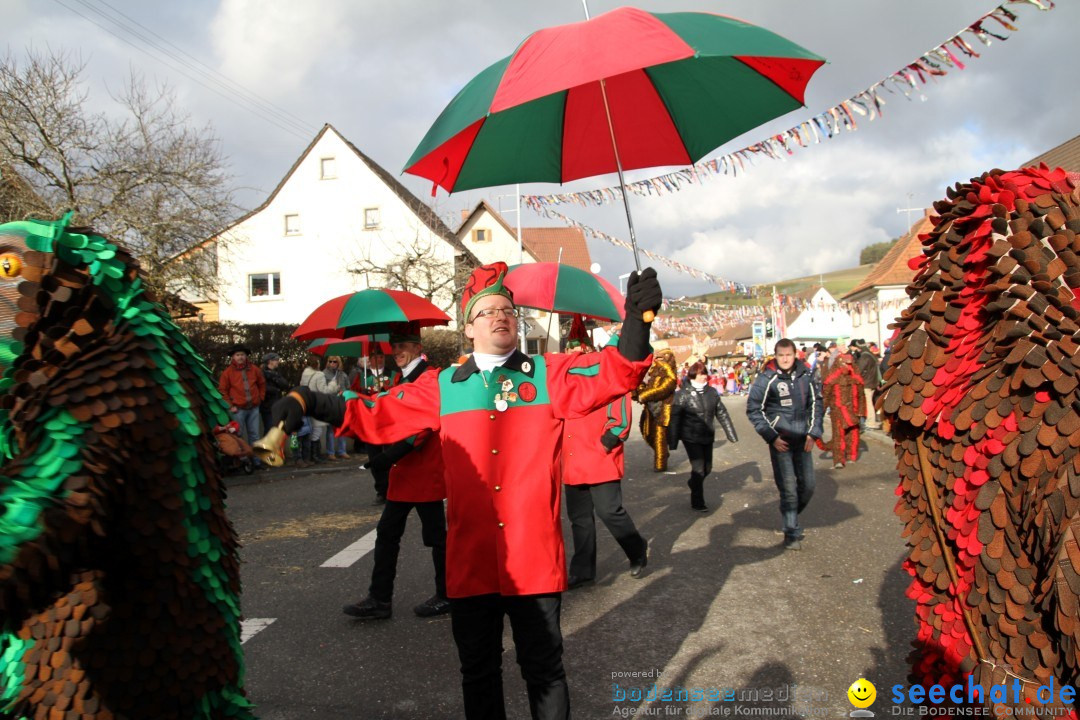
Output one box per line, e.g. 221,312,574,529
342,323,449,620
271,263,661,720
561,334,648,590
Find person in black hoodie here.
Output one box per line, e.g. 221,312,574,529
746,338,824,550
669,361,739,512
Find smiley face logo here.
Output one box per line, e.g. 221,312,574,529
847,678,876,709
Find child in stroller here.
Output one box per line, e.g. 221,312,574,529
214,421,255,475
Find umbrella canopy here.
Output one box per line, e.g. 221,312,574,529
504,263,624,322
293,288,451,341
306,335,391,358
404,6,825,192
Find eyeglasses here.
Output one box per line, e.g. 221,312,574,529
470,307,516,322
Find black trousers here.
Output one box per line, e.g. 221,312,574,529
683,441,714,509
450,593,569,720
368,444,390,497
369,500,446,602
564,481,646,580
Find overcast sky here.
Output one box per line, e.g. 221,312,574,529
3,0,1077,297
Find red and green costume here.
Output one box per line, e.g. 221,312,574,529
341,347,649,598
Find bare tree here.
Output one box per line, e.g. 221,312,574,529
349,230,476,321
0,48,236,299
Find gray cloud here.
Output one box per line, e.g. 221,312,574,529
5,0,1077,297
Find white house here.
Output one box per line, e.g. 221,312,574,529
843,211,935,348
192,124,477,325
782,285,854,347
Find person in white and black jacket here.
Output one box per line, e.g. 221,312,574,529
669,361,739,512
745,338,824,550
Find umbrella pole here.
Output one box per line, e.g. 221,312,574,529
582,0,642,273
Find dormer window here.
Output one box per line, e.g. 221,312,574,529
473,228,490,243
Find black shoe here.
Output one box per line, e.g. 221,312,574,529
566,575,593,590
629,541,649,578
691,503,708,512
413,595,451,618
343,596,391,619
372,494,386,506
784,538,803,551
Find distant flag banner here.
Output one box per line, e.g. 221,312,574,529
521,0,1054,210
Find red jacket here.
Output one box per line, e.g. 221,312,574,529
561,394,632,485
341,347,649,598
218,363,265,409
385,364,445,503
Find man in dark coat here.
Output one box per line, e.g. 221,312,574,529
746,339,824,550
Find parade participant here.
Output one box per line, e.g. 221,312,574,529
823,352,865,468
0,217,254,719
884,166,1080,710
271,262,661,720
635,348,677,472
746,339,823,550
854,341,881,430
560,322,648,589
343,323,449,619
350,346,399,501
669,362,739,512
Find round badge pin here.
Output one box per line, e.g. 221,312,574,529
521,361,532,373
495,398,509,412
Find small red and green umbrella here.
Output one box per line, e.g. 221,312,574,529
503,262,624,322
403,7,825,193
293,288,450,341
306,335,391,358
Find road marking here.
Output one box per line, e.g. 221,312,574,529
322,528,378,568
240,618,276,644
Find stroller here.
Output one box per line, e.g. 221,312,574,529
214,421,255,475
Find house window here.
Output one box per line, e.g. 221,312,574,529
249,273,281,299
320,157,336,179
364,207,380,229
473,228,490,243
284,214,300,235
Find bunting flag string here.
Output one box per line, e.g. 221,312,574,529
520,0,1055,211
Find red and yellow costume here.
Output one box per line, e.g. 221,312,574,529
636,349,677,471
823,354,864,466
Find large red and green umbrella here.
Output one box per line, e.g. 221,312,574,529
293,289,450,341
403,7,825,193
503,262,624,322
306,335,391,358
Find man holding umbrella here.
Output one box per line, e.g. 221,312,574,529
271,261,661,720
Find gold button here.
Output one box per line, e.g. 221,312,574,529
489,414,496,420
491,449,498,455
498,522,505,528
494,485,501,491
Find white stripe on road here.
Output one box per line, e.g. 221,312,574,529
321,528,379,568
240,618,276,644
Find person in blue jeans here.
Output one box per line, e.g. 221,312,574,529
746,338,824,550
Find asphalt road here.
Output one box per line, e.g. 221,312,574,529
227,396,916,719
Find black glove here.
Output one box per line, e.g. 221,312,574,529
368,441,414,473
600,431,622,453
625,267,662,318
271,386,312,433
618,268,661,362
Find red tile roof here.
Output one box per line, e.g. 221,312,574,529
843,212,935,299
1026,133,1080,173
